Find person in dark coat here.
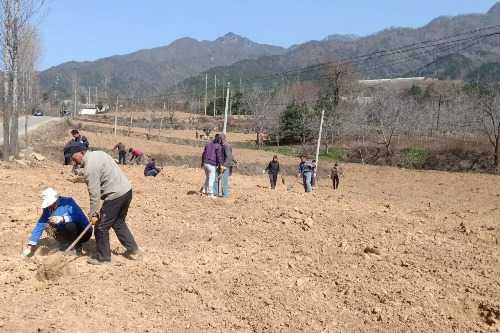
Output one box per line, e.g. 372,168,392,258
144,158,161,177
330,162,343,190
265,155,280,189
113,142,127,165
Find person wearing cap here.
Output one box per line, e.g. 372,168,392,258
67,142,141,265
22,188,92,257
63,130,89,165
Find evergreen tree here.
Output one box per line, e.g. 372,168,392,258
280,100,308,144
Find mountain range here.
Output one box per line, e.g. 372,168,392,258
40,3,500,99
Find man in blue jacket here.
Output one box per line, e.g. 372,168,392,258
214,133,234,198
298,156,315,193
22,188,93,257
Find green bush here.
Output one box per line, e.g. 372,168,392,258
400,148,430,169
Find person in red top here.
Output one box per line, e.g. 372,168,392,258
128,148,144,164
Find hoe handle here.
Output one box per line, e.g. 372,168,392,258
64,223,92,253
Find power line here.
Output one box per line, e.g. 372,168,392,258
120,27,500,103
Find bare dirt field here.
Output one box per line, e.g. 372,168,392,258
0,124,499,332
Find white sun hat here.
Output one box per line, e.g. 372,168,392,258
41,188,59,209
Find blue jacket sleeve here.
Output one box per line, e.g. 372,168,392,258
28,208,51,245
61,198,89,228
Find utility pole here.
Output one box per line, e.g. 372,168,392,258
204,73,208,116
314,109,325,179
159,101,165,137
213,74,217,117
88,87,91,106
95,86,98,106
228,88,232,116
128,98,134,136
104,76,108,100
223,82,230,134
114,95,119,136
73,76,78,118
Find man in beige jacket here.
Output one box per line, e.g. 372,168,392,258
67,142,141,265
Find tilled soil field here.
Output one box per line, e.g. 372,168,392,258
0,127,499,332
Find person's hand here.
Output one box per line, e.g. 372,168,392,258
90,213,99,225
21,246,33,257
262,170,266,174
49,216,64,225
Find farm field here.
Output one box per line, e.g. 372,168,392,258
0,125,498,332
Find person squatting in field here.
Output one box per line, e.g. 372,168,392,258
144,158,161,177
22,188,92,257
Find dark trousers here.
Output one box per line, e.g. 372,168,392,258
55,223,93,250
332,175,340,190
269,173,278,189
118,151,127,165
145,169,159,177
95,190,138,261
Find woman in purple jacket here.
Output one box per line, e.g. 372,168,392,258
201,135,223,198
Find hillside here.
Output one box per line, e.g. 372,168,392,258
40,3,500,98
179,3,500,93
409,54,475,80
39,33,286,98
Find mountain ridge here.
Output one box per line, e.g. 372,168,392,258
40,2,500,99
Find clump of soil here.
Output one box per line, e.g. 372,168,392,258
35,255,72,281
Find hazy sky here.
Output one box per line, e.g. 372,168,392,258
38,0,499,69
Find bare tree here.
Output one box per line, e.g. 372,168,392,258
244,87,275,148
365,89,409,160
0,0,45,159
471,87,500,172
19,24,40,145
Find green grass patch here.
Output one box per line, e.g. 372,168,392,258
264,145,297,156
319,148,347,161
400,147,430,169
